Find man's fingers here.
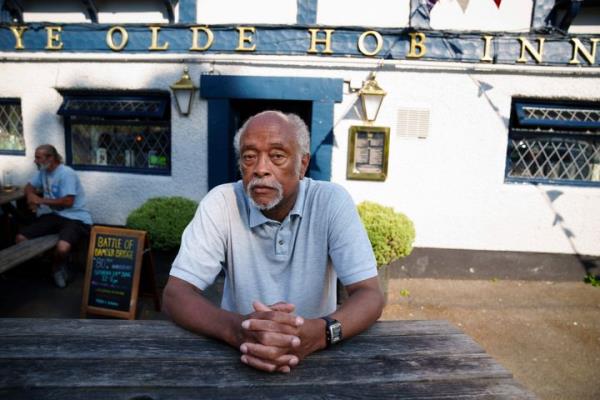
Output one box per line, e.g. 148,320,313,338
269,302,296,313
241,354,278,373
241,341,298,361
252,300,271,312
244,312,304,329
240,354,296,373
252,300,296,314
241,329,300,349
242,317,304,336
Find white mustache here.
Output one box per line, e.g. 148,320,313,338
248,177,283,192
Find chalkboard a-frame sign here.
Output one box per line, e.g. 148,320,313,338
81,226,150,320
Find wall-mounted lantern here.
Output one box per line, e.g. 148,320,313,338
359,73,387,123
170,67,197,116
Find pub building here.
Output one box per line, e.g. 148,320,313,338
0,0,599,272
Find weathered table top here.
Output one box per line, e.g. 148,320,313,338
0,318,536,399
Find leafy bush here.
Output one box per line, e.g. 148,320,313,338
126,196,198,251
357,201,415,267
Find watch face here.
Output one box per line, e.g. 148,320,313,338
329,322,342,344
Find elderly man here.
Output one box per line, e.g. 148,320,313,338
16,144,92,288
163,110,384,373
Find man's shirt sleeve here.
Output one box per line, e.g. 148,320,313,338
60,168,78,197
169,189,228,291
326,185,378,286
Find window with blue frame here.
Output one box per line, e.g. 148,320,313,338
506,98,600,186
58,91,171,175
0,98,25,155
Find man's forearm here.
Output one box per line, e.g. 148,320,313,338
38,196,74,209
328,277,384,342
24,183,36,196
25,184,74,209
290,276,384,361
163,276,244,347
164,277,304,373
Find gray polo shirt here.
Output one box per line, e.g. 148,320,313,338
170,178,377,318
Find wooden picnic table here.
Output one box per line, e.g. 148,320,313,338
0,187,26,249
0,318,536,399
0,186,24,206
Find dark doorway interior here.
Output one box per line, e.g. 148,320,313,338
227,99,313,182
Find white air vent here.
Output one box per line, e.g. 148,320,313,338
396,108,430,138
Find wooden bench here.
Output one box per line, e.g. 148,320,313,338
0,234,59,274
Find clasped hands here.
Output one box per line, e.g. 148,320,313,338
25,192,43,212
239,300,309,374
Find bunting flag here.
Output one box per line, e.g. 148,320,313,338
428,0,500,14
457,0,470,13
425,0,440,12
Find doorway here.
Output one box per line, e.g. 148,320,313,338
200,75,343,189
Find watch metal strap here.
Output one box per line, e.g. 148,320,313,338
321,316,341,347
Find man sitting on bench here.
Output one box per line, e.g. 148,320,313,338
16,144,92,288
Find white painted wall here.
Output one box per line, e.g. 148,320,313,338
22,0,172,24
330,67,600,257
15,0,559,33
0,62,208,227
22,0,88,23
317,0,410,28
197,0,297,24
1,0,599,257
570,7,600,34
430,0,533,32
1,60,598,257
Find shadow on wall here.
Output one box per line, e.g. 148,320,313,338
537,185,599,278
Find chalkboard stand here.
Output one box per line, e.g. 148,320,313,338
81,226,160,320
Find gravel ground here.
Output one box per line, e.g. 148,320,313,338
381,278,600,400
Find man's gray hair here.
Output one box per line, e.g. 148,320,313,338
36,144,63,163
233,110,311,157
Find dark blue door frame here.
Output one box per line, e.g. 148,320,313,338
200,75,343,189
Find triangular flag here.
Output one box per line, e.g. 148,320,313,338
494,0,502,8
457,0,469,13
425,0,440,12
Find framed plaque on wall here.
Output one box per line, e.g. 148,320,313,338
346,125,390,181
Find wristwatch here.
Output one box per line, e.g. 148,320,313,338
321,316,342,347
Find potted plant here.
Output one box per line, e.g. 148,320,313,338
126,196,198,282
357,201,416,300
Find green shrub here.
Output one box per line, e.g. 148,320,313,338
126,196,198,251
357,201,415,267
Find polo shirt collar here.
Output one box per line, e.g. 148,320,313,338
247,178,307,228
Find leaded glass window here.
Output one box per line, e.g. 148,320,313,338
506,99,600,186
59,91,171,175
0,99,25,155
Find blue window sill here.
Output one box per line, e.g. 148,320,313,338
0,150,25,156
505,177,600,188
71,164,171,176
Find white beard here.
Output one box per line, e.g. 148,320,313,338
246,177,284,211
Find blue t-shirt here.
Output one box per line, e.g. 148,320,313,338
30,164,93,225
170,178,377,318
